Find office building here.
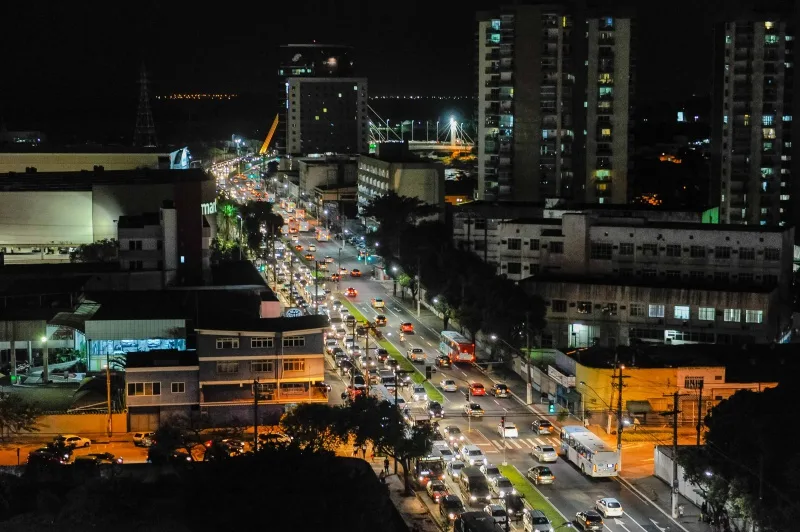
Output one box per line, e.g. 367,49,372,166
475,5,633,204
278,44,368,156
712,15,798,226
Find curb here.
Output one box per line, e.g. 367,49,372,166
616,475,692,532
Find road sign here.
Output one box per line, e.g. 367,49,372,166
285,308,303,318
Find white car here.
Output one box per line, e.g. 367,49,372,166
497,422,519,438
489,476,517,498
460,444,487,466
412,384,428,402
484,504,508,525
325,339,339,353
440,379,458,392
596,497,624,517
308,244,317,252
57,434,91,448
532,445,558,463
480,463,503,482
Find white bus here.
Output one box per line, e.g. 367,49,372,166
559,425,619,477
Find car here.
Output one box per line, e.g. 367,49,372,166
426,479,448,503
484,504,508,525
532,419,553,435
86,452,124,464
464,402,484,417
294,245,303,251
56,434,91,448
384,358,400,370
575,510,604,531
325,255,334,263
446,460,465,481
407,347,425,362
490,383,510,398
133,432,155,447
461,445,488,466
371,298,385,308
489,476,517,498
440,379,458,392
595,497,623,518
436,447,456,462
316,381,332,392
345,287,358,297
440,494,466,522
304,253,314,260
350,269,361,277
376,348,390,362
325,339,339,353
480,463,502,483
435,354,451,367
27,449,67,466
532,445,558,463
308,244,317,252
498,422,519,438
412,384,427,402
331,274,341,282
443,426,465,444
428,401,444,418
501,494,525,523
400,322,414,333
526,466,555,485
522,508,553,531
374,315,387,327
339,267,348,275
469,382,486,396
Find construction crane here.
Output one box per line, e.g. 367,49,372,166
259,114,280,155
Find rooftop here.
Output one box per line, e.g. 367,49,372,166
211,261,268,288
0,168,210,192
118,212,162,229
196,315,329,333
126,349,199,369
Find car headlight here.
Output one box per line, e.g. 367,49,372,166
470,496,477,501
499,491,505,497
507,509,514,515
448,513,455,520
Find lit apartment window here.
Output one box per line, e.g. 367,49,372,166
674,306,690,320
723,309,741,322
216,337,239,349
745,310,763,324
764,128,776,139
283,359,305,372
577,301,592,314
763,115,774,126
600,128,611,137
251,337,274,348
648,304,665,318
698,307,715,321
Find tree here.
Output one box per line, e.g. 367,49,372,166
69,239,117,263
216,198,239,243
240,200,284,257
280,403,349,453
0,393,40,441
361,192,439,258
210,236,245,263
432,296,454,331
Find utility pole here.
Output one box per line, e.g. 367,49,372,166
253,379,260,450
664,391,681,518
696,381,704,446
106,353,112,437
314,260,319,315
616,362,625,472
525,311,532,405
416,255,421,318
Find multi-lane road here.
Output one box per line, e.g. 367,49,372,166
286,222,684,532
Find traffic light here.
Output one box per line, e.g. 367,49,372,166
548,400,555,414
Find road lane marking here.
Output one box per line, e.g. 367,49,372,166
510,440,523,449
525,439,538,447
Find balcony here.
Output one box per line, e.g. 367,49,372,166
485,92,500,102
486,51,500,61
485,65,500,75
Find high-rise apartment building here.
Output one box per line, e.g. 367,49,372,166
475,5,633,204
712,16,798,227
278,44,368,156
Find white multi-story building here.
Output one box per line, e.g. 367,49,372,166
117,207,180,289
357,142,444,213
453,210,793,288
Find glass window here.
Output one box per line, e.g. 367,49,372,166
739,247,755,260
251,360,274,373
674,306,690,320
549,242,564,254
283,359,305,372
507,262,522,274
629,303,645,317
283,336,306,347
590,242,613,260
491,19,501,30
642,243,658,255
216,361,240,374
507,238,522,250
551,300,567,313
619,243,634,255
698,307,715,321
715,246,731,259
216,337,239,349
171,382,185,394
690,246,706,258
665,245,682,257
127,382,161,396
745,310,763,324
251,337,274,348
648,304,665,318
763,115,774,126
530,239,540,251
577,302,592,314
764,248,780,260
723,309,741,322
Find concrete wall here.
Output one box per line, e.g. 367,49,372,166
92,183,176,241
0,153,165,173
86,319,187,341
23,413,129,437
0,191,94,246
654,446,705,507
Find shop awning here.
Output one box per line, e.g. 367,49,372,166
626,400,653,414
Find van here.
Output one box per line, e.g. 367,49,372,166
458,466,493,506
379,369,396,388
523,509,553,532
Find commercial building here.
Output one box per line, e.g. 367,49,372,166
117,208,180,289
357,142,445,213
711,13,799,227
278,44,368,156
0,149,170,173
195,316,329,424
475,5,634,203
297,155,358,216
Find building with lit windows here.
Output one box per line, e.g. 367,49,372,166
711,14,798,227
475,5,634,204
277,44,368,156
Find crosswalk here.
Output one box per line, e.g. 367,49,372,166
489,436,560,451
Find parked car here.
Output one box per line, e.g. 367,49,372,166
56,434,91,448
27,448,67,466
133,432,155,447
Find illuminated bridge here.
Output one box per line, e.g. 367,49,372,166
368,105,474,152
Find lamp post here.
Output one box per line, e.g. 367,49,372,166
40,336,49,384
391,266,398,296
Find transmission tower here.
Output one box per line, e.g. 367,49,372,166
134,63,157,147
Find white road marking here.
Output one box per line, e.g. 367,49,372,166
536,437,547,445
525,439,538,447
509,439,523,449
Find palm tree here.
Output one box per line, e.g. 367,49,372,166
217,200,238,243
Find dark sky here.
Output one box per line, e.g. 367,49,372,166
1,0,720,137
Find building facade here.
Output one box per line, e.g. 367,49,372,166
297,155,357,215
195,316,328,423
453,210,793,288
117,208,179,288
712,17,798,226
357,143,445,212
475,6,633,203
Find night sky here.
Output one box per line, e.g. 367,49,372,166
1,0,723,140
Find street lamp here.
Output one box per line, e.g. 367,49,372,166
391,266,399,296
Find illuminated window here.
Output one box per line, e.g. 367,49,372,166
601,128,611,136
491,19,501,30
698,307,715,321
763,128,776,139
490,33,500,43
784,115,793,122
763,115,774,126
725,35,732,44
648,304,665,318
674,306,690,320
597,183,608,191
765,21,775,29
723,309,741,322
766,34,779,44
743,114,750,126
764,141,774,151
598,73,612,84
781,194,791,200
745,310,763,324
599,87,613,97
315,116,320,121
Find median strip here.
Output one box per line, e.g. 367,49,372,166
339,298,444,403
498,465,569,529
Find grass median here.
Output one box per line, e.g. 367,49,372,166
498,465,568,529
339,298,444,403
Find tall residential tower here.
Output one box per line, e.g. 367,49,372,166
476,4,633,204
712,14,798,227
